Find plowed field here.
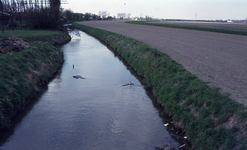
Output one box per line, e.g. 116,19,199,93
78,21,247,106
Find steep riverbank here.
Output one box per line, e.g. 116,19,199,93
73,23,247,150
0,31,71,129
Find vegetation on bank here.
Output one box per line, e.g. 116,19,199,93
73,23,247,150
0,30,71,46
0,30,71,129
125,21,247,36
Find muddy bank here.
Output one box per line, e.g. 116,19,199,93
0,34,71,130
73,23,247,150
0,37,31,54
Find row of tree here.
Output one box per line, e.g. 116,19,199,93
117,13,131,19
62,10,132,22
62,10,109,21
0,0,62,30
0,0,135,31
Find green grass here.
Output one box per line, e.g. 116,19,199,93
0,30,61,38
125,21,247,36
73,22,247,150
0,42,64,128
0,30,71,45
0,29,70,129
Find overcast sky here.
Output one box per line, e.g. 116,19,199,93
61,0,247,20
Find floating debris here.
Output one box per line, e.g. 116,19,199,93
164,123,169,127
73,75,86,79
122,82,134,86
179,144,186,149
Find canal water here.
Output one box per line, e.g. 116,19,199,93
0,32,181,150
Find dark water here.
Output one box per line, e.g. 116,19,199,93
0,32,181,150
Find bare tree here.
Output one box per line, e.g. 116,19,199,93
127,13,131,19
101,11,107,19
49,0,61,28
49,0,60,8
98,11,101,18
64,9,73,21
117,13,126,19
145,16,152,21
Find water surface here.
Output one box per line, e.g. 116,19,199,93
0,32,180,150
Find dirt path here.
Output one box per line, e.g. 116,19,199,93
77,21,247,106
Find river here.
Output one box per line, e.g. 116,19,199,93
0,31,181,150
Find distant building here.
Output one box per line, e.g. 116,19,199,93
227,20,232,23
132,17,139,21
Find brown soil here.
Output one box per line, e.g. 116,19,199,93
77,21,247,107
0,37,31,53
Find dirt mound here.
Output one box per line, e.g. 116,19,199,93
0,37,31,54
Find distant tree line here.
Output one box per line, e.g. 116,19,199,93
117,13,131,19
0,0,62,30
62,10,134,22
62,10,115,22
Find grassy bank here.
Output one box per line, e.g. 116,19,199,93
0,30,70,129
73,23,247,150
125,21,247,36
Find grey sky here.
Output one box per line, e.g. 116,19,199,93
61,0,247,20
